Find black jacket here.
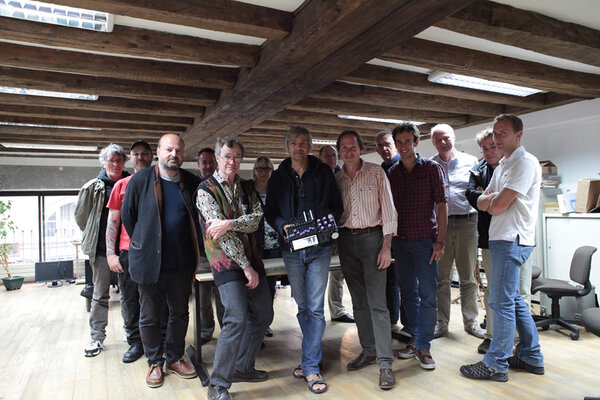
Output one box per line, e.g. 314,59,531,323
121,165,201,285
466,159,494,249
265,155,343,252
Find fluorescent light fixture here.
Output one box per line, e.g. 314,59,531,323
0,0,114,32
1,142,98,151
0,122,102,130
428,71,544,97
338,115,425,126
312,139,337,145
0,86,98,100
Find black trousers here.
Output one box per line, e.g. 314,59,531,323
138,269,194,366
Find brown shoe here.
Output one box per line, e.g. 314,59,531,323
397,342,416,359
165,359,197,379
146,364,164,388
347,352,377,371
379,368,395,390
415,350,436,370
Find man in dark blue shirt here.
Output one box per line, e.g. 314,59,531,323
122,134,201,388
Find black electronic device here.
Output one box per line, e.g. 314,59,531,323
284,210,338,252
34,260,74,288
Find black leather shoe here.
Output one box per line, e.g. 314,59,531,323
122,343,144,363
347,352,377,370
207,385,233,400
231,368,268,382
331,313,355,323
265,327,274,337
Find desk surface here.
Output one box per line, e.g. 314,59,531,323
195,255,341,282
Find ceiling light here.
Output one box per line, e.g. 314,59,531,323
1,142,98,151
338,115,425,125
428,71,544,97
0,86,98,100
0,122,102,130
312,139,337,145
0,0,114,32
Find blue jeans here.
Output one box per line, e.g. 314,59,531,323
392,238,438,351
282,246,332,376
483,239,544,373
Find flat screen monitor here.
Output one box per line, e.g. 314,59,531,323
34,260,74,287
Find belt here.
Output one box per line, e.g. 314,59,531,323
340,226,382,235
448,213,477,219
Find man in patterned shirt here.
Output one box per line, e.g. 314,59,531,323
197,137,273,400
389,122,448,371
335,130,398,390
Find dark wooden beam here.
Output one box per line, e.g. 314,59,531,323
380,38,600,98
313,81,503,116
0,66,218,106
0,42,236,89
436,0,600,67
0,125,161,141
289,98,470,125
0,115,185,133
256,120,394,136
182,0,477,156
52,0,292,40
0,94,204,117
0,105,193,126
0,17,258,66
343,64,553,108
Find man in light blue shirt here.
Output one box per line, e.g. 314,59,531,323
431,124,485,339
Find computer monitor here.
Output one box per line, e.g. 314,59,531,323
34,260,74,288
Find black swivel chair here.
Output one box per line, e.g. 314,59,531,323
531,245,597,340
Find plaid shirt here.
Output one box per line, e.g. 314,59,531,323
388,154,447,241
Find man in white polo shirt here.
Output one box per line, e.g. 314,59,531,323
460,114,544,382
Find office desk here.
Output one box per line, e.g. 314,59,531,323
188,255,341,386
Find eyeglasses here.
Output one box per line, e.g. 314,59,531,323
219,154,242,163
254,167,271,172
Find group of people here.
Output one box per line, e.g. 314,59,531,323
75,112,544,400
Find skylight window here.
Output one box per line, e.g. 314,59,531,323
0,0,114,32
0,122,102,130
312,139,337,145
338,115,425,126
428,71,544,97
0,86,99,100
1,142,98,151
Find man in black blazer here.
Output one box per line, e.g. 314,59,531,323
122,134,202,388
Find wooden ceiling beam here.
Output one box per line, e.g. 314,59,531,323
343,64,552,108
0,94,205,118
182,0,478,156
381,38,600,98
255,121,393,136
0,17,257,66
289,98,471,125
52,0,292,40
314,81,503,116
0,66,218,106
0,105,193,126
436,0,600,67
0,115,185,133
0,125,162,140
0,42,237,89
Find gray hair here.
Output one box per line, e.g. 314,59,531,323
375,130,392,141
99,143,127,167
215,136,245,158
431,123,455,138
284,126,312,152
475,127,493,146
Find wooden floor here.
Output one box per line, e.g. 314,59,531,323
1,282,599,400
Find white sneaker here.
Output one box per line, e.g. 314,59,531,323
84,340,105,357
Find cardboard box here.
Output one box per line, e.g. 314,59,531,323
540,160,558,176
574,178,600,213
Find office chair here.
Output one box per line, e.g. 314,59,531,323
581,307,600,337
531,245,597,340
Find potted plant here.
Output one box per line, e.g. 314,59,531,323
1,200,23,291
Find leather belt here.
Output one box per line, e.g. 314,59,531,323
340,226,382,235
448,213,477,219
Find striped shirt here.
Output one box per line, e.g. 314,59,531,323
335,160,398,236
